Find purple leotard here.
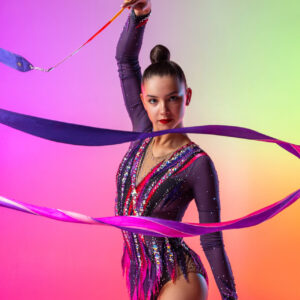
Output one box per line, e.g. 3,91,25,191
115,9,238,300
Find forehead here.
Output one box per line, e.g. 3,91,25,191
142,75,184,96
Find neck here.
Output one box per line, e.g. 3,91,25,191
152,122,190,149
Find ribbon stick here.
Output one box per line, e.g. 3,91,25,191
0,7,125,72
0,107,299,159
0,189,299,237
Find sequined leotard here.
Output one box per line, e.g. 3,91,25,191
114,9,238,300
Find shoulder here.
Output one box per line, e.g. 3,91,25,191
189,141,212,164
129,127,153,150
186,143,219,181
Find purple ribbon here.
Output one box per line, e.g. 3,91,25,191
0,48,33,72
0,189,298,237
0,108,299,158
0,107,299,236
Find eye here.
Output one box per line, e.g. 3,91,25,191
148,98,157,104
169,96,178,101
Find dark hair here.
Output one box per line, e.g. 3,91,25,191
142,44,187,88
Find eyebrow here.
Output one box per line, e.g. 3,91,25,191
146,91,178,98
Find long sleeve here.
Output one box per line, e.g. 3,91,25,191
115,9,153,133
188,154,238,300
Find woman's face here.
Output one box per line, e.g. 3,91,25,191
140,75,192,131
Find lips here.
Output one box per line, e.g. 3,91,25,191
159,119,172,124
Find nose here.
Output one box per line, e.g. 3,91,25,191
160,102,170,116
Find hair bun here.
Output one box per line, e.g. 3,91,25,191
150,44,170,64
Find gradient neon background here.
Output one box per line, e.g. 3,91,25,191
0,0,299,299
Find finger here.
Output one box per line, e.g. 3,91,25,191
121,0,138,8
121,0,133,6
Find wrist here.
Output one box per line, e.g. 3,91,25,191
133,8,151,17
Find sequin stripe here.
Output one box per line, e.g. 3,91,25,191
128,200,133,215
123,185,134,216
158,143,198,172
135,18,149,29
120,232,134,298
133,233,149,300
163,237,176,283
132,233,142,300
132,138,148,168
117,140,142,199
165,238,175,264
174,151,208,175
140,233,145,244
130,159,158,216
116,143,135,183
127,233,140,300
121,234,136,299
162,239,191,286
128,138,154,216
139,147,198,215
136,234,149,300
138,143,195,212
124,233,152,300
116,157,124,185
114,193,118,216
122,230,132,256
148,142,198,183
135,137,192,181
137,160,164,194
131,138,194,199
130,138,150,188
119,143,140,184
140,145,200,214
152,146,197,180
119,156,135,211
135,162,165,213
133,233,142,266
151,237,163,296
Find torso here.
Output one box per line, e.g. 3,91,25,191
114,135,209,300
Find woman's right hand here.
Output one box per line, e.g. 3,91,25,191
121,0,151,16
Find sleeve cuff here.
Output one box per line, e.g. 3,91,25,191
130,8,151,24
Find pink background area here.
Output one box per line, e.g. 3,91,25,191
0,1,299,299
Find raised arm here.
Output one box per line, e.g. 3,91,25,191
188,154,238,300
115,7,153,133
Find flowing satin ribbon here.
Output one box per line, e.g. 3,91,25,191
0,107,299,236
0,107,299,158
0,7,125,72
0,190,299,237
0,48,34,72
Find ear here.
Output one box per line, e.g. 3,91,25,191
140,83,145,103
140,92,144,103
185,87,192,105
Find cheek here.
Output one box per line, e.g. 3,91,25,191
175,103,186,119
145,104,157,119
174,100,185,114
